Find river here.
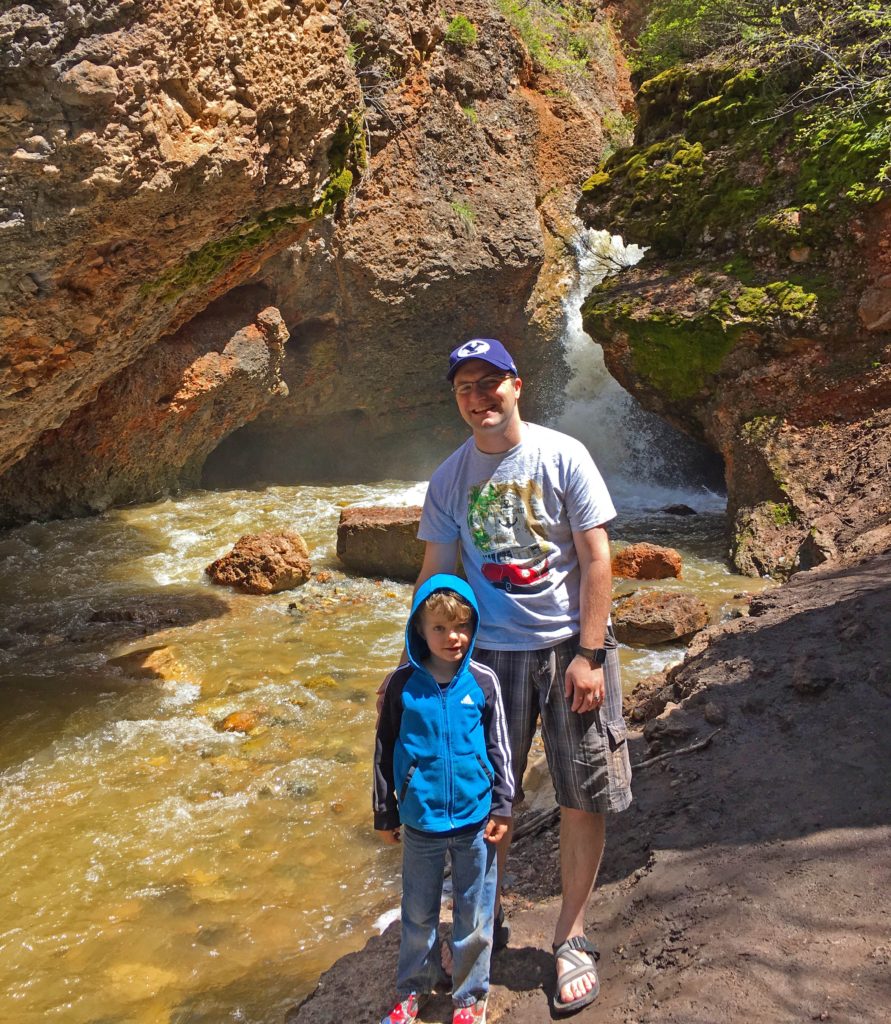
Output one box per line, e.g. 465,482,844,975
0,469,771,1024
0,232,769,1023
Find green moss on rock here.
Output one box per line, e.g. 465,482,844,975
766,500,795,526
581,59,888,263
741,414,781,445
582,289,741,400
581,170,610,192
711,281,817,325
142,113,364,303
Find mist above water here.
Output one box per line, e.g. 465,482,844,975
550,227,726,513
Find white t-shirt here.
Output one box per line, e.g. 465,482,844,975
419,422,616,650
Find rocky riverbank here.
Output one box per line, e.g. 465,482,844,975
291,544,891,1023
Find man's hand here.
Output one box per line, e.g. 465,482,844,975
564,655,605,714
484,815,511,843
376,827,401,845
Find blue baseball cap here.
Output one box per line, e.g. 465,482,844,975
446,338,518,381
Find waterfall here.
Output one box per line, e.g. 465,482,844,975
551,226,725,512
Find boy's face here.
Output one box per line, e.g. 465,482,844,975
418,607,472,665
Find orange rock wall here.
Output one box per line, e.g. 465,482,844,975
1,0,358,479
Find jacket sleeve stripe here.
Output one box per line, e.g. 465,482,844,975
372,666,409,830
471,661,515,814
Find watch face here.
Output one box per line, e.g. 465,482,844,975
579,647,607,665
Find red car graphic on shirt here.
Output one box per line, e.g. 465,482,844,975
481,557,551,593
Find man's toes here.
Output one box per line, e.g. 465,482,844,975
559,966,595,1004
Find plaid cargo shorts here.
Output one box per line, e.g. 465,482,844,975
474,629,632,814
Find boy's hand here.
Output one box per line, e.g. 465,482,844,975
376,827,401,845
484,815,511,843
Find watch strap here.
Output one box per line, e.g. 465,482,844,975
577,645,607,666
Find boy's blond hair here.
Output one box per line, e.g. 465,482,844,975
418,590,473,625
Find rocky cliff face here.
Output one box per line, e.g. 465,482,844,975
1,0,631,518
0,287,289,520
579,56,891,577
1,0,360,521
205,0,633,484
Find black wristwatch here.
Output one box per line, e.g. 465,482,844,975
577,645,607,666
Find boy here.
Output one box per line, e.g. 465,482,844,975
373,574,514,1024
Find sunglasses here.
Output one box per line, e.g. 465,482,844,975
451,373,513,397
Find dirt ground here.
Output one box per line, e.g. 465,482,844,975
291,549,891,1024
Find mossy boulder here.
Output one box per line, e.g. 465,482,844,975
577,49,890,579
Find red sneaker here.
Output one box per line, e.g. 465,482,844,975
452,999,487,1024
381,992,423,1024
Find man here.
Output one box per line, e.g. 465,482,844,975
413,338,632,1014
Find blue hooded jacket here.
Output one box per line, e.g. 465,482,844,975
373,574,514,833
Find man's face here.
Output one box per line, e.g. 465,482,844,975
451,359,522,436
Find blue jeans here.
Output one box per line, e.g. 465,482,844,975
397,821,497,1008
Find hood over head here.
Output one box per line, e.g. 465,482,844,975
406,573,479,672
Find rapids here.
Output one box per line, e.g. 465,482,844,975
0,480,767,1024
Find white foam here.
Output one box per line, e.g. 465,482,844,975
373,907,401,933
160,682,201,708
552,224,726,509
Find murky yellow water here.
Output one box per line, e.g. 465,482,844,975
0,483,768,1023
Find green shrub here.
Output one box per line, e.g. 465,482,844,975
633,0,891,186
497,0,589,76
450,199,476,225
444,14,478,48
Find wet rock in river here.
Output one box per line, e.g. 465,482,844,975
216,710,261,733
303,674,337,694
108,645,196,684
613,590,710,645
660,504,697,516
336,506,424,581
206,531,311,594
612,542,683,580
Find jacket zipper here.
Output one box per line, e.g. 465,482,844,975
440,683,453,825
399,764,416,803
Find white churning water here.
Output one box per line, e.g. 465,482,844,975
552,225,725,513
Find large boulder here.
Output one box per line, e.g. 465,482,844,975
612,542,682,580
0,289,289,524
613,589,710,645
336,506,424,581
0,0,360,481
206,532,311,595
579,53,891,580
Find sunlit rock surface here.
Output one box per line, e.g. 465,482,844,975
612,589,710,645
0,288,290,523
2,0,634,514
612,541,682,580
579,61,891,577
0,0,359,485
206,529,312,595
204,0,634,483
336,505,425,581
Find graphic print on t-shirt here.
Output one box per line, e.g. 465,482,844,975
466,479,557,593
